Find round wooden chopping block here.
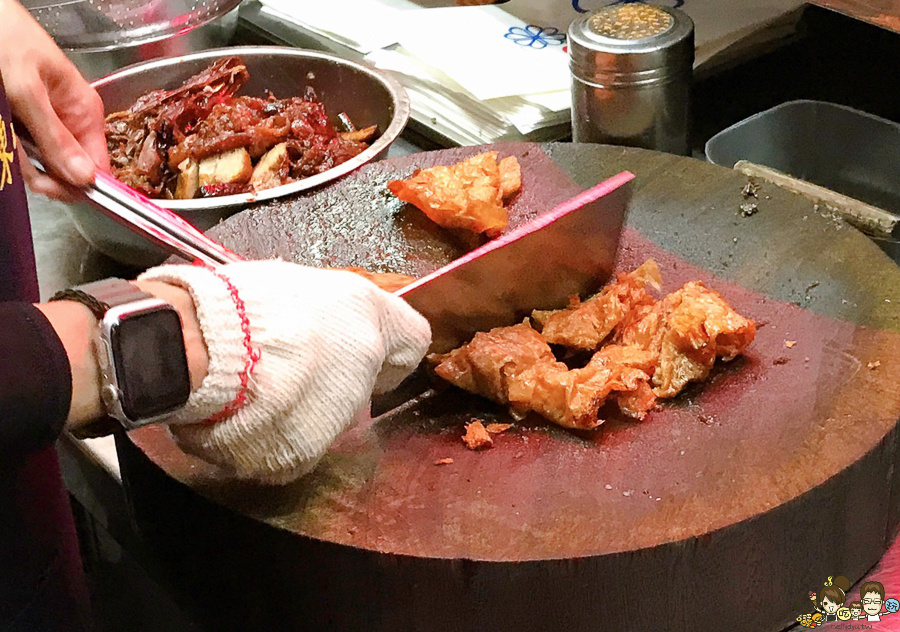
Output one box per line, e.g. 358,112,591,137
118,143,900,632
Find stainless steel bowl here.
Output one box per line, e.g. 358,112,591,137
67,46,410,267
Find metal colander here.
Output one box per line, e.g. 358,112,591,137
21,0,244,51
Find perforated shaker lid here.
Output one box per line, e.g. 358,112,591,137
20,0,244,51
568,3,694,86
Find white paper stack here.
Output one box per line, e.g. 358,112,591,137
251,0,806,146
255,0,572,144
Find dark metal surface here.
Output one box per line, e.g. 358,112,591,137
120,142,900,632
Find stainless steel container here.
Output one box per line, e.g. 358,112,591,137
21,0,244,80
568,3,694,155
67,46,411,268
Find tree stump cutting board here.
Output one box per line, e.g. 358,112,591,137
117,143,900,632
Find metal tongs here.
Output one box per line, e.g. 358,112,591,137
23,138,245,267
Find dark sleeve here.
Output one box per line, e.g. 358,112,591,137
0,302,72,457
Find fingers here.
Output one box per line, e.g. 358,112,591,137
17,144,80,201
0,0,108,185
7,60,101,188
47,69,109,172
13,80,96,186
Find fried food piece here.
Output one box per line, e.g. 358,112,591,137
386,152,521,237
615,381,657,419
621,281,756,398
430,321,554,405
174,159,200,200
533,260,662,351
432,262,755,432
250,142,289,192
507,344,657,429
498,156,521,199
340,124,378,143
463,420,493,450
486,423,512,434
198,148,253,187
343,267,416,293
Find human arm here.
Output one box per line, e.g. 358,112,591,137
0,281,207,458
35,280,209,427
0,0,108,200
3,262,430,482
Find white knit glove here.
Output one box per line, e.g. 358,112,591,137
137,261,431,484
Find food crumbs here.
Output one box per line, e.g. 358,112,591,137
434,458,454,465
742,180,760,198
622,491,632,497
868,361,882,370
773,356,789,365
605,484,613,490
784,340,797,348
486,423,512,434
463,420,493,450
739,202,758,217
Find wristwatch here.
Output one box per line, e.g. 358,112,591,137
51,278,192,431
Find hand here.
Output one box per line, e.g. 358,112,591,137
0,0,108,200
138,261,432,484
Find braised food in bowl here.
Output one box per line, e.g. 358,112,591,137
106,56,375,200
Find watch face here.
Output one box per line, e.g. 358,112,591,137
109,306,191,421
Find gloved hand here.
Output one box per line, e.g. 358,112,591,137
138,260,431,484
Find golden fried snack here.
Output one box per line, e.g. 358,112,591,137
533,259,662,351
386,152,521,237
430,321,555,405
431,261,755,433
498,156,521,199
463,420,493,450
343,267,416,293
615,381,658,419
507,344,658,429
649,282,756,397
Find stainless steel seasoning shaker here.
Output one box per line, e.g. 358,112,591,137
568,3,694,155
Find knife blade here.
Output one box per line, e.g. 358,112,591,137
370,170,634,416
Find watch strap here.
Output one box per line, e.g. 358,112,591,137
50,278,154,319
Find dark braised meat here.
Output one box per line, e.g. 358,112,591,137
105,58,374,199
106,57,249,197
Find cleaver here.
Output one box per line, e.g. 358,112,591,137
370,170,634,416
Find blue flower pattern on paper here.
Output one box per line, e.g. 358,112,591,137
572,0,684,12
504,25,566,49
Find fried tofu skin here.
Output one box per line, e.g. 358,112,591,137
533,260,662,351
432,262,755,433
342,267,416,293
507,345,658,429
386,152,521,237
430,321,555,405
647,281,756,397
463,420,494,450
